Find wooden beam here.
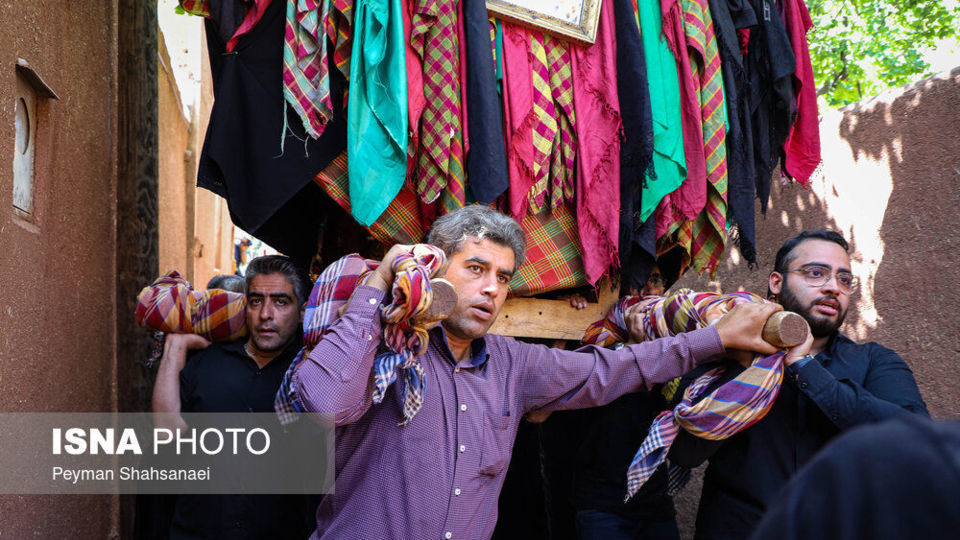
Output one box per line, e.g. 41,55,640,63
490,279,619,340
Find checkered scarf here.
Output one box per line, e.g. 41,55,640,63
135,271,247,342
581,289,785,500
283,0,334,139
275,245,447,425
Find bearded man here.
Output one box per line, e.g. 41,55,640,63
674,230,929,540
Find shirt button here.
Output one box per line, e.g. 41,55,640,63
459,444,466,453
445,533,452,539
460,404,467,412
454,488,461,496
368,297,377,305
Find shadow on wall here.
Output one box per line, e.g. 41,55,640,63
669,66,960,539
839,66,960,420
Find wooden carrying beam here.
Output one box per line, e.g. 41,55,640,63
490,280,619,340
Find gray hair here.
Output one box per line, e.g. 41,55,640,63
427,205,527,271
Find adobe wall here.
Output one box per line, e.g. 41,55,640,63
0,3,119,537
158,30,191,280
672,67,960,537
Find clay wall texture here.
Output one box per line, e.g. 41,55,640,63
0,3,119,537
672,67,960,538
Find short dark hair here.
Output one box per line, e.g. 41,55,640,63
244,255,311,306
206,274,245,293
773,229,850,274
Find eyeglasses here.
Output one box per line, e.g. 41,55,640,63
785,265,858,294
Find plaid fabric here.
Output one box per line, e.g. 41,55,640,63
315,151,426,244
283,0,333,139
581,296,644,347
411,0,465,206
657,0,728,278
545,35,576,211
608,289,785,499
135,271,247,342
275,255,377,424
509,201,588,296
528,32,559,213
326,0,354,80
275,246,447,425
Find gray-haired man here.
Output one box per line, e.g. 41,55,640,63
291,205,792,540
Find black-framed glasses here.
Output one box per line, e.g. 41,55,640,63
785,265,858,294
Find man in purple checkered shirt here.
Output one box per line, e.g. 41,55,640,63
292,205,782,540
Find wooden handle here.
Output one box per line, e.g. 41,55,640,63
410,278,458,326
761,311,810,348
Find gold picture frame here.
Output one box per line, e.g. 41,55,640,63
487,0,602,45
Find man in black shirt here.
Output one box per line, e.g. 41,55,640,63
671,230,928,539
151,255,314,539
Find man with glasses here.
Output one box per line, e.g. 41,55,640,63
671,230,928,539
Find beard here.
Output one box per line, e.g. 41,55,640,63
777,281,848,338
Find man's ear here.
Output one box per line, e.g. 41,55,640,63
769,272,784,297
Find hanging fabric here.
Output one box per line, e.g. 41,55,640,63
710,0,759,266
616,0,658,292
283,0,334,139
346,0,409,226
463,0,509,204
781,0,820,187
410,0,466,210
573,0,622,285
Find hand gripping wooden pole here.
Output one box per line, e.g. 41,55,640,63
761,311,810,348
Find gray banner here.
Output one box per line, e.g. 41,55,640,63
0,413,334,494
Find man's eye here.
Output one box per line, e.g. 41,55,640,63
248,298,262,306
276,299,288,306
805,267,825,278
497,275,510,284
468,265,482,273
837,273,854,286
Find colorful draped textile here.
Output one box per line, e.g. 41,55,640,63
411,0,466,209
315,151,426,244
657,0,729,278
283,0,333,139
573,0,622,285
275,245,447,425
581,289,785,500
637,0,687,223
508,202,588,296
135,271,247,342
502,21,538,221
275,255,376,424
781,0,820,187
347,0,408,226
326,0,354,81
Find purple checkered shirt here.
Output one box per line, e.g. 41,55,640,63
292,285,725,539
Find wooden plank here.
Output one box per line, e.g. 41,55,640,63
490,280,619,339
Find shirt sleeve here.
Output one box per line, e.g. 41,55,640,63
786,343,929,430
516,327,725,413
291,285,385,425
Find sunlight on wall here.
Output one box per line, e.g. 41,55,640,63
815,107,896,339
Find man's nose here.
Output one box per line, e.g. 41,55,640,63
259,301,275,319
820,274,842,295
480,273,499,297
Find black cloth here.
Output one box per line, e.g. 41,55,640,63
171,338,314,540
614,0,657,292
746,0,794,212
571,391,676,523
199,0,345,262
205,0,248,46
710,0,758,266
669,333,929,540
463,0,509,204
750,415,960,540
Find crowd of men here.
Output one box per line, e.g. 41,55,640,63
148,205,949,540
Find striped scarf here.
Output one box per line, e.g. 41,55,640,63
275,245,447,425
135,271,247,342
581,289,785,499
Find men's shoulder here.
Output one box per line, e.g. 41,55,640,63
185,338,246,366
833,333,903,363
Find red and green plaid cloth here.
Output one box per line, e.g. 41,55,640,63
283,0,333,139
581,289,785,499
316,153,588,297
135,271,247,342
